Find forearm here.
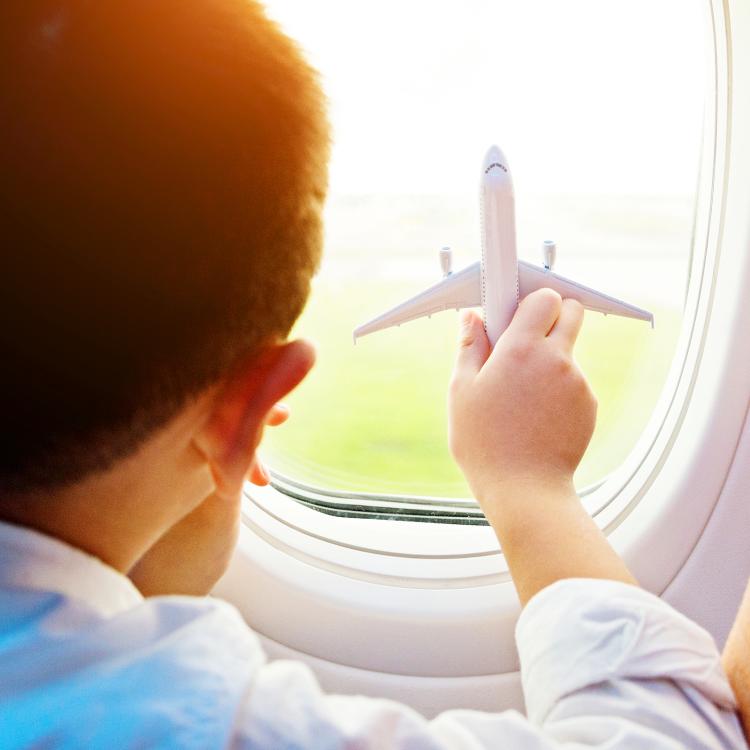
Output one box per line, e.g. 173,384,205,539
480,479,636,606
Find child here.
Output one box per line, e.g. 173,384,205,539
0,1,745,747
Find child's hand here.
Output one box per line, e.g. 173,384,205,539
448,289,596,521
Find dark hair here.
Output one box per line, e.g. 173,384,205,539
0,0,329,493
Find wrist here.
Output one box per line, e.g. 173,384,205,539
471,473,578,530
476,477,636,605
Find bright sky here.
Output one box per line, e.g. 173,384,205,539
263,0,706,197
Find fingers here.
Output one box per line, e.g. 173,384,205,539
248,458,270,486
265,403,289,427
247,404,289,485
453,309,491,382
507,288,562,339
548,298,585,352
505,290,583,352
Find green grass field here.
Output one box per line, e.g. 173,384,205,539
261,195,687,498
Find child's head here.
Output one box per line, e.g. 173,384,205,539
0,1,329,496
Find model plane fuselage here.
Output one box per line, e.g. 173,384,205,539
353,145,653,344
481,147,519,345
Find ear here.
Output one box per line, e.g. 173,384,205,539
194,340,315,499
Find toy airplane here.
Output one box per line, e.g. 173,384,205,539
353,145,653,347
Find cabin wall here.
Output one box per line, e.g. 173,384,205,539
664,403,750,646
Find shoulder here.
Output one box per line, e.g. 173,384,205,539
100,594,267,698
0,593,265,750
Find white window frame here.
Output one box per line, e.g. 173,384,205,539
215,0,750,713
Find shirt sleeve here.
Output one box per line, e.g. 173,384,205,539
516,578,743,748
231,579,745,749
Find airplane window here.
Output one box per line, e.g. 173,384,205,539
259,0,706,517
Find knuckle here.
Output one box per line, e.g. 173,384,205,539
551,356,595,403
448,375,462,400
563,297,584,315
533,287,561,304
519,288,553,316
507,336,535,364
574,373,598,413
545,287,563,303
458,331,475,349
551,352,573,377
535,287,563,311
544,348,574,380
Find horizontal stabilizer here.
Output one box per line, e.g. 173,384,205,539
518,260,654,325
354,261,481,340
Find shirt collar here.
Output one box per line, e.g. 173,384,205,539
0,519,143,616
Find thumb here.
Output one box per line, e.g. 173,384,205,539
453,310,490,382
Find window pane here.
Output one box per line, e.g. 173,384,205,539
261,0,705,499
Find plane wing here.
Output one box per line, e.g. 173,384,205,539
518,260,654,325
353,261,481,340
354,258,653,341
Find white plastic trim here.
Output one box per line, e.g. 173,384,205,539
663,400,750,648
220,518,521,676
256,632,525,720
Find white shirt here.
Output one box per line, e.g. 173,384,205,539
0,520,744,749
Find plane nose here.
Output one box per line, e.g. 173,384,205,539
482,144,511,179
